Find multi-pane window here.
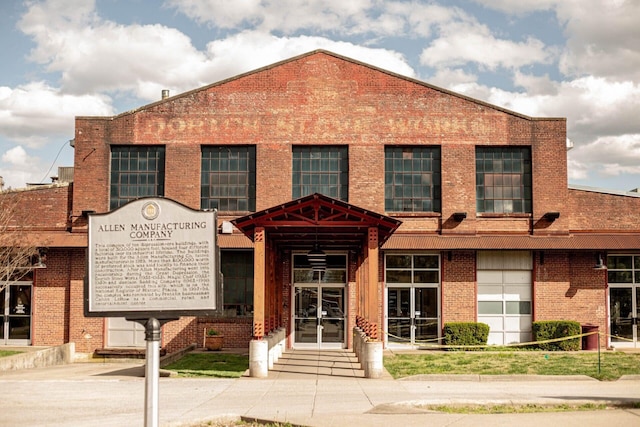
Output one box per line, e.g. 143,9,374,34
221,251,254,316
201,146,256,212
385,254,440,284
110,146,165,210
607,255,640,283
385,147,441,212
292,146,348,201
476,147,532,214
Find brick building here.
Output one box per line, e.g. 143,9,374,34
3,50,640,365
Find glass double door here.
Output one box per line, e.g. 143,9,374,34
1,283,32,345
387,286,439,346
610,286,640,347
294,285,345,348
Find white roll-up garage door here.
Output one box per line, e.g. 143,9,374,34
477,251,532,346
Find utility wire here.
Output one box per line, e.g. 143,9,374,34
39,139,71,183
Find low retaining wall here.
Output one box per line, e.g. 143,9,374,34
353,327,383,378
0,343,75,372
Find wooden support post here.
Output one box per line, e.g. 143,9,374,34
367,227,379,339
253,227,265,339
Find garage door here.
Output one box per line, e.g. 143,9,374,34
477,251,532,346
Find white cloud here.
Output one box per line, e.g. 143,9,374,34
470,0,556,15
472,0,640,81
0,146,44,189
513,71,558,96
569,134,640,179
566,158,589,181
557,0,640,81
202,31,416,82
428,67,478,88
420,21,554,70
0,81,114,147
16,1,416,103
2,146,29,166
166,0,469,39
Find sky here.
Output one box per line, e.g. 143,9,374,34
0,0,639,192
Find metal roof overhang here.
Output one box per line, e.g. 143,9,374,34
231,193,402,251
383,233,640,250
2,231,88,248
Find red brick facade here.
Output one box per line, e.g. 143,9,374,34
3,50,639,353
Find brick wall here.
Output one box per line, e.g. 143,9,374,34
534,251,607,346
569,189,640,231
1,184,71,230
72,51,568,232
32,249,71,345
441,251,477,325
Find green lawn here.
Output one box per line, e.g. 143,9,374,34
0,350,21,358
384,351,640,381
164,352,249,378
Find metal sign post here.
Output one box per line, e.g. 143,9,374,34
144,318,161,427
85,197,222,426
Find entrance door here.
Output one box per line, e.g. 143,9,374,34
292,253,347,349
608,255,640,348
1,282,32,345
387,286,439,346
294,285,345,348
610,287,639,347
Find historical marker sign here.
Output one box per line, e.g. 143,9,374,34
85,197,219,318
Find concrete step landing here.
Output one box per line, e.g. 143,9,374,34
270,349,364,379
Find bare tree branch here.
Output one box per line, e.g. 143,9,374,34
0,193,41,293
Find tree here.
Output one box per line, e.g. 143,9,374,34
0,191,42,294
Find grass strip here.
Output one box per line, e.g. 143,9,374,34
424,403,611,414
164,353,249,378
384,351,640,381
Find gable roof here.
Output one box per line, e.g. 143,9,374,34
232,193,402,251
82,50,564,123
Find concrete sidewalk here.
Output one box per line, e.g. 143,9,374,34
1,355,640,426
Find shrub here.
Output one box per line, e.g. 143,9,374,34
443,322,490,350
532,320,581,351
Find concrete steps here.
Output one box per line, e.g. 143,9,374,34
270,349,365,378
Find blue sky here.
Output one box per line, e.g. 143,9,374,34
1,0,639,192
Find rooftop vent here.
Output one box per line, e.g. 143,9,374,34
161,89,170,100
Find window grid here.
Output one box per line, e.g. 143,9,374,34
607,255,640,284
110,146,165,210
384,147,441,212
221,251,254,316
476,147,532,213
292,146,348,201
385,254,440,284
201,146,256,212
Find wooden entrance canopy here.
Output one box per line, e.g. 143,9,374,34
232,193,402,341
232,193,402,251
